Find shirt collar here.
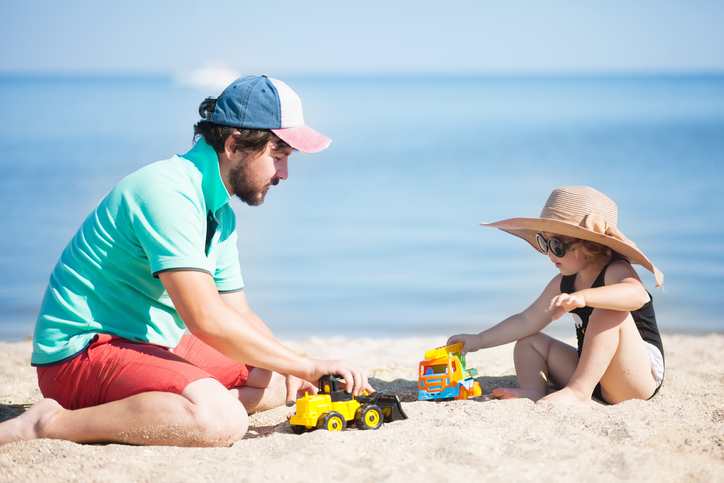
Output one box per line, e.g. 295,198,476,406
180,138,230,214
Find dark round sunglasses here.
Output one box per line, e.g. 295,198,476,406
536,233,573,258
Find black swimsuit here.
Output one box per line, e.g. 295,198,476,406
560,258,664,401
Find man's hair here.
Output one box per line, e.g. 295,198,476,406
193,97,291,154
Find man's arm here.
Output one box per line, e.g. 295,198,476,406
219,289,319,402
158,269,371,394
219,290,275,339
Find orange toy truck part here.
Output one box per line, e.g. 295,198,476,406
418,343,482,400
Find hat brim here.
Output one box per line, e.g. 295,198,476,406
481,217,664,286
271,125,331,154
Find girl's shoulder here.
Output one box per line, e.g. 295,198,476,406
603,257,643,284
545,272,566,295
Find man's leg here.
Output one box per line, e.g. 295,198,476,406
173,334,288,414
2,335,252,447
0,378,247,447
230,368,288,414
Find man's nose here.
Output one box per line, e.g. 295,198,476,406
276,158,288,180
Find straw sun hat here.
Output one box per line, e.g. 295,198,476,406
481,186,663,286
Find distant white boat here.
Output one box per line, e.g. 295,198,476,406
175,64,241,93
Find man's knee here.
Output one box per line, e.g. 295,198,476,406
198,398,248,446
183,379,248,446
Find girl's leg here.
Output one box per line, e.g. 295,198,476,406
597,313,658,403
493,333,579,400
542,309,656,406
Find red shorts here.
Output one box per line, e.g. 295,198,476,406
36,333,253,410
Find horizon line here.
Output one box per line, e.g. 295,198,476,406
1,69,724,80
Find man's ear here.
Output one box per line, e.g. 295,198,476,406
223,133,239,160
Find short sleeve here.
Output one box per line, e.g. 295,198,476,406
129,180,213,276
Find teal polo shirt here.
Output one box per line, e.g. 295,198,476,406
32,139,244,365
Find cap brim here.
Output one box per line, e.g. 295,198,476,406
271,125,331,154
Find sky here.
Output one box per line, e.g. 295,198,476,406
1,0,724,77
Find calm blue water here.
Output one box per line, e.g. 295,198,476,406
1,74,723,342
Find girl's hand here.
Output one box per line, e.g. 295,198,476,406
546,292,586,320
446,333,482,355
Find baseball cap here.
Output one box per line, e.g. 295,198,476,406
210,75,332,154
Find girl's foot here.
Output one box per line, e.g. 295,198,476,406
0,398,63,446
537,387,592,407
491,387,543,401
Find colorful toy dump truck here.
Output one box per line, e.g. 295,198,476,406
289,375,408,433
418,343,482,401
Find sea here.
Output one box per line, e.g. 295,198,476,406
0,74,722,342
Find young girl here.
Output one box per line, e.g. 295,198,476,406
448,186,665,406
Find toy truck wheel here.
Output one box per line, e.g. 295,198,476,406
354,404,383,430
455,385,468,400
318,411,346,431
291,424,310,434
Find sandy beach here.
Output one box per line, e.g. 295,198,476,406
1,333,723,482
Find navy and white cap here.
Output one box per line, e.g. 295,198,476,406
210,75,331,153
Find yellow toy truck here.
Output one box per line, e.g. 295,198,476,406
289,375,408,433
418,343,482,401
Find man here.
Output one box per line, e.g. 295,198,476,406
0,75,371,447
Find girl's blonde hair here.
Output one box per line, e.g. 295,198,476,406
571,238,619,270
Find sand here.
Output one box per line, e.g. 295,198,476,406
1,333,723,482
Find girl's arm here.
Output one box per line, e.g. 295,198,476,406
448,275,563,354
547,260,650,320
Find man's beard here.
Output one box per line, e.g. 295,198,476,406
229,161,280,207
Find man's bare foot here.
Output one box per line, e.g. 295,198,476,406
0,399,63,446
537,387,592,407
491,387,543,401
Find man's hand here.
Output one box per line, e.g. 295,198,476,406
285,376,318,406
306,360,374,396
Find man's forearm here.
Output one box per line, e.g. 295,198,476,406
219,291,276,339
161,271,311,379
